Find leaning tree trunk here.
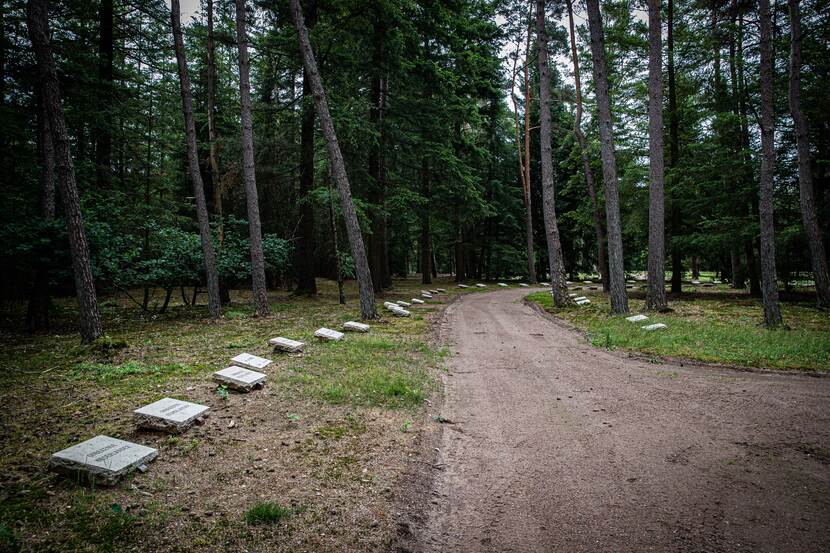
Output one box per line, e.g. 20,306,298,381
289,0,377,319
586,0,629,315
789,0,830,308
646,0,667,311
27,0,103,342
566,0,608,292
757,0,783,327
536,0,569,306
170,0,222,318
234,0,269,316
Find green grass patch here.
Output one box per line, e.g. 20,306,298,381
527,291,830,372
244,502,293,525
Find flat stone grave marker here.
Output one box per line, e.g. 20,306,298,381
422,292,433,298
568,293,577,298
642,323,667,331
436,288,446,292
411,298,425,304
213,366,266,392
476,283,487,287
269,337,305,353
458,284,469,288
384,301,399,309
230,353,272,371
391,307,411,317
49,435,158,486
397,301,411,307
421,290,431,295
583,280,593,284
519,283,529,287
713,280,722,284
315,327,344,341
691,280,701,285
498,282,508,287
343,321,370,333
576,299,591,305
541,282,550,286
429,289,440,294
134,397,209,433
574,296,588,301
626,314,649,323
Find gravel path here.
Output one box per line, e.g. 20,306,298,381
400,287,830,552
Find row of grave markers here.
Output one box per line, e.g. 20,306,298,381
47,293,448,486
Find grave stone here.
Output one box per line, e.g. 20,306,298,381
541,282,550,286
625,314,649,323
641,323,667,331
390,307,411,317
397,300,411,307
411,298,425,304
691,280,701,285
498,283,508,287
49,435,158,486
583,280,592,284
230,353,272,371
429,289,440,294
458,284,469,288
269,337,305,353
134,397,209,433
568,293,577,298
213,366,266,391
576,299,591,305
436,288,446,292
315,327,344,341
343,321,370,333
384,301,399,309
574,296,588,301
476,283,487,287
422,293,433,299
519,283,529,287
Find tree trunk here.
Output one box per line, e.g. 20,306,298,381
27,0,103,342
586,0,628,315
294,0,318,296
757,0,783,327
566,0,608,292
26,91,56,331
289,0,377,319
668,0,682,295
646,0,667,311
170,0,222,318
234,0,269,316
420,158,432,285
368,6,390,292
96,0,112,190
536,0,569,305
789,0,830,308
326,170,345,304
523,8,536,283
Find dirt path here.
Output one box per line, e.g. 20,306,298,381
398,288,830,553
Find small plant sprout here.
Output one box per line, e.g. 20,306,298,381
216,384,229,400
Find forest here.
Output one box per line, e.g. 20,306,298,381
2,0,827,341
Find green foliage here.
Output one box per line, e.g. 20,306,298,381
244,502,293,525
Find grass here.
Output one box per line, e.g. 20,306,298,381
527,287,830,372
0,276,475,552
244,502,293,525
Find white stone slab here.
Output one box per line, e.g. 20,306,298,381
691,280,701,285
568,293,577,298
134,397,209,433
642,323,667,331
626,314,649,323
713,280,722,284
213,366,267,391
230,353,272,371
476,283,487,287
498,282,508,287
314,327,344,341
541,282,550,286
390,307,411,317
436,288,446,292
576,299,591,305
421,293,433,298
420,290,431,295
519,283,529,287
458,284,469,288
269,337,305,353
49,435,158,486
574,296,588,301
583,280,592,284
343,321,370,333
397,301,411,307
429,289,440,294
384,301,399,309
411,298,425,304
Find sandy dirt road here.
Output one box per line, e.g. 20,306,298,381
398,288,830,553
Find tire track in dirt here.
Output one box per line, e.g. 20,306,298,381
398,288,830,553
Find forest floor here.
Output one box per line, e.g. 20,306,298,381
396,286,830,552
0,277,476,553
527,283,830,372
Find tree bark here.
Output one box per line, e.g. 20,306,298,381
170,0,222,318
234,0,270,316
27,0,103,342
667,0,682,295
646,0,667,311
757,0,783,327
586,0,628,315
96,0,113,190
788,0,830,308
368,6,390,292
326,170,346,304
420,158,432,285
522,7,536,283
289,0,377,319
26,91,56,331
536,0,569,306
295,0,318,296
566,0,607,292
